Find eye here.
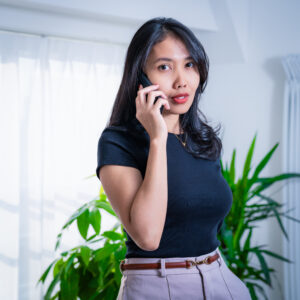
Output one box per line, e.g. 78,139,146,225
186,61,195,68
158,64,170,71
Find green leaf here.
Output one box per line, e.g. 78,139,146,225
260,249,293,263
255,192,289,239
249,142,279,186
89,207,101,235
49,290,59,300
102,231,123,241
60,251,69,257
233,215,246,249
80,246,91,267
252,248,271,285
248,283,259,300
87,237,106,245
77,208,90,240
243,228,252,252
220,158,224,173
62,203,89,230
100,184,105,197
54,203,90,251
64,253,77,278
242,133,256,183
94,200,117,217
55,233,63,251
86,233,98,242
283,214,300,224
248,282,268,300
44,273,61,300
36,259,58,285
53,258,64,278
94,244,120,262
229,149,236,183
250,173,300,198
61,267,79,300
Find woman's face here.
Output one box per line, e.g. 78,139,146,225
144,33,200,114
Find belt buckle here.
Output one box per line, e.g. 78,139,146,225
186,260,196,269
203,256,211,264
186,255,211,268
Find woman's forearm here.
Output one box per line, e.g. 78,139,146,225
129,137,168,251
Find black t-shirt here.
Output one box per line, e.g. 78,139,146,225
96,121,233,258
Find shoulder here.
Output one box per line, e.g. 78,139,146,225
100,120,148,145
96,123,142,177
100,125,129,141
99,122,148,150
98,126,132,153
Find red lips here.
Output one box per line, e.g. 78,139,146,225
172,93,189,99
172,93,189,104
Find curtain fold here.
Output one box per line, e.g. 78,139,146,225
0,31,126,300
282,54,300,300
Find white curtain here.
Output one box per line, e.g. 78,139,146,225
282,54,300,300
0,31,126,300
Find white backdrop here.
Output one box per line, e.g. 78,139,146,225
0,31,126,299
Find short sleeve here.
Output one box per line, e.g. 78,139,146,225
96,127,140,180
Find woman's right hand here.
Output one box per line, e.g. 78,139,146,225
135,84,170,141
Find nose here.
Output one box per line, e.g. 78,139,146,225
173,72,187,89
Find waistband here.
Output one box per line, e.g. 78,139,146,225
120,246,224,277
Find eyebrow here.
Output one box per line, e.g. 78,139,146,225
153,56,193,64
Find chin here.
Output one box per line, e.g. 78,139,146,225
172,103,190,110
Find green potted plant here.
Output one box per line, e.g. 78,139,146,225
37,133,300,300
218,132,300,299
37,186,126,300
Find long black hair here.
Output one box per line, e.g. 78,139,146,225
106,17,222,161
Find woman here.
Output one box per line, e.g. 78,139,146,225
96,17,251,300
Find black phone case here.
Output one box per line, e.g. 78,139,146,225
138,72,164,114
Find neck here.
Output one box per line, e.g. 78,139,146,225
162,112,183,134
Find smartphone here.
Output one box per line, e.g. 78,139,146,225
138,71,164,114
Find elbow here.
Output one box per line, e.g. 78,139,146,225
139,234,161,251
129,216,162,251
139,241,159,252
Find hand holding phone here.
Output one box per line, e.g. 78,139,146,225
137,72,165,114
135,71,170,140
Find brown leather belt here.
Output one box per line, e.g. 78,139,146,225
120,253,219,271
